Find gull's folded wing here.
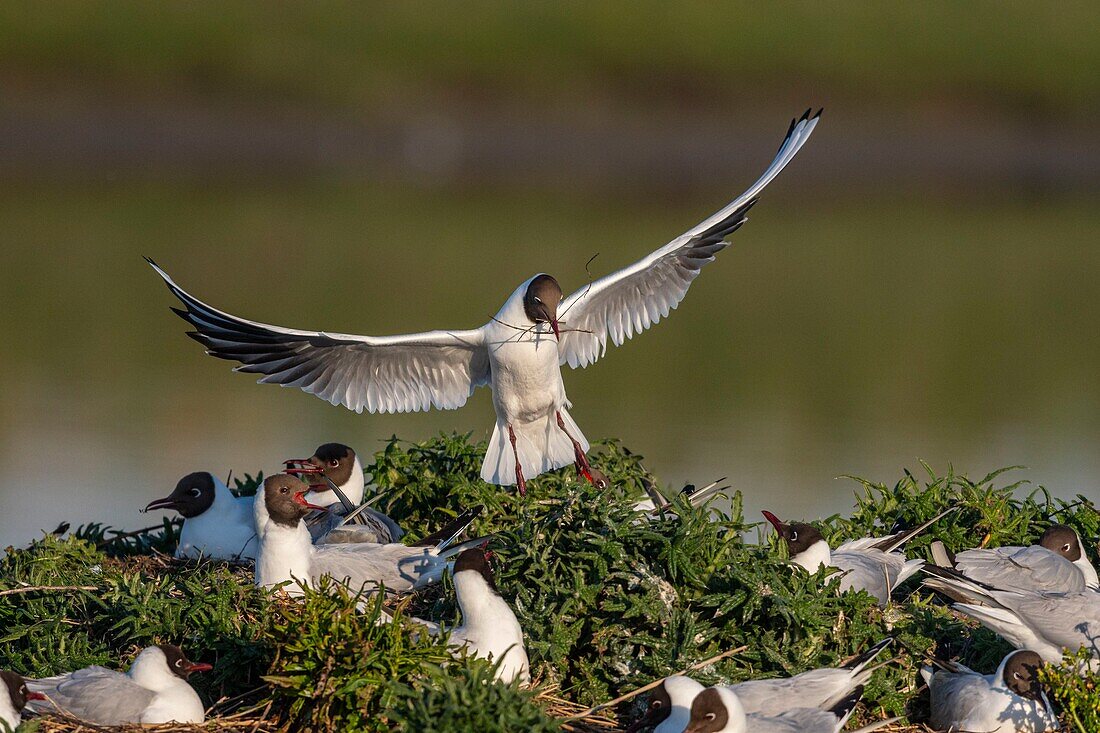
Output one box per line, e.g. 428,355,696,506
148,259,489,414
557,110,820,369
27,667,156,724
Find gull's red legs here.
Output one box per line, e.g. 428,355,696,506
508,425,527,496
556,411,609,488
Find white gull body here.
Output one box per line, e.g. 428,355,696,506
444,553,530,684
149,111,819,490
681,685,863,733
26,646,206,725
923,652,1059,733
176,479,257,561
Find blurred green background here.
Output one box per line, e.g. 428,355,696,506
2,2,1099,545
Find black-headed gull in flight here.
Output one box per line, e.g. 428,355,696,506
762,508,953,606
284,442,405,544
147,111,820,495
144,471,258,561
922,564,1100,665
254,474,484,595
627,638,891,733
1,671,44,730
931,523,1098,593
26,645,211,725
922,650,1059,733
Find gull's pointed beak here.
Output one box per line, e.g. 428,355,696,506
762,510,785,533
26,691,46,701
550,318,560,339
185,661,213,674
294,490,329,513
144,496,178,513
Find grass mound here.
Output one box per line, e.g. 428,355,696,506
1,434,1097,731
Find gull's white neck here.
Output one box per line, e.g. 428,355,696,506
792,538,832,572
306,456,366,507
0,693,19,731
254,500,313,590
711,688,748,733
454,572,519,635
128,650,186,693
1075,554,1099,589
485,275,556,348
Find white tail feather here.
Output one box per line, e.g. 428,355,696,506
480,408,588,485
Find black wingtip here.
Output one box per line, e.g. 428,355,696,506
143,255,157,267
813,107,824,119
799,108,812,123
828,684,863,720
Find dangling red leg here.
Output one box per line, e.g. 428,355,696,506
507,425,527,496
556,411,608,488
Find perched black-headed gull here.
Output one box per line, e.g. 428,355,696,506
931,524,1098,593
922,650,1059,733
254,474,483,595
26,645,211,725
923,564,1100,665
633,478,729,518
682,685,864,733
1,670,44,730
762,509,953,606
144,472,257,561
148,111,819,495
285,442,404,544
627,639,890,732
438,548,529,684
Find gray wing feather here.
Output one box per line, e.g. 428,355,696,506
728,669,852,716
748,708,840,733
28,668,155,724
956,545,1086,592
148,259,489,414
556,111,819,369
312,543,447,592
832,550,907,605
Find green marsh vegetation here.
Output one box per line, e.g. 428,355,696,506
1,434,1097,731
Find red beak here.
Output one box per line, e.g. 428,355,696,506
144,496,178,513
762,510,784,532
185,662,213,674
294,491,329,512
26,691,46,701
550,319,560,339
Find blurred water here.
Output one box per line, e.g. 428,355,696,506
2,182,1099,546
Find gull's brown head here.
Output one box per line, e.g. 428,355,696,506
263,474,328,528
1002,650,1044,702
1039,524,1082,561
524,274,563,338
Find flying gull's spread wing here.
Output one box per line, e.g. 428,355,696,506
148,259,489,414
556,110,820,369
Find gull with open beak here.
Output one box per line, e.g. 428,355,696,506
254,474,486,595
762,508,954,606
148,111,819,495
1,671,44,730
144,471,258,561
922,650,1059,732
284,442,405,544
25,645,211,725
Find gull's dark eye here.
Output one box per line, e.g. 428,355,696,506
533,296,543,304
1013,671,1021,679
790,530,799,541
280,487,289,494
705,713,716,721
651,700,662,709
1063,543,1072,552
190,488,201,498
329,459,339,467
175,659,183,667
